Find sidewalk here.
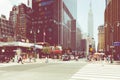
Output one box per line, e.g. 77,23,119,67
113,61,120,65
69,61,120,80
0,58,119,68
0,58,87,67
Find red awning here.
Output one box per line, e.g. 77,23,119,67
52,50,62,54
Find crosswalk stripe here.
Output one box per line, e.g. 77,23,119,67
69,63,120,80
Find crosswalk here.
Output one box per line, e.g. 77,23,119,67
69,63,120,80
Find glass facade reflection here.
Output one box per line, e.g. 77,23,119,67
63,0,77,19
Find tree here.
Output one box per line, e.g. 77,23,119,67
41,46,51,58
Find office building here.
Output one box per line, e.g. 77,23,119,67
98,25,105,52
105,0,120,60
31,0,81,50
9,3,32,42
0,15,14,42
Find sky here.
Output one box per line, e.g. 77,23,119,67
0,0,27,19
0,0,105,46
77,0,105,46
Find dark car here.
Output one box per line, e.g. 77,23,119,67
62,55,70,61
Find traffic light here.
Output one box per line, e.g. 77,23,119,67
89,48,93,52
89,45,93,52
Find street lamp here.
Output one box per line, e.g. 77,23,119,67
2,49,5,53
43,28,46,43
53,20,60,46
30,29,40,61
109,24,114,63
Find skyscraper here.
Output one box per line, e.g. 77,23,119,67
9,3,32,41
63,0,77,19
30,0,81,50
87,0,95,54
88,0,94,37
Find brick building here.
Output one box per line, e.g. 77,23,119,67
9,3,32,42
105,0,120,59
29,0,81,50
0,15,14,42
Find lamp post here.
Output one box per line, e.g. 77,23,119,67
43,28,46,43
53,20,61,46
109,24,114,63
30,29,40,61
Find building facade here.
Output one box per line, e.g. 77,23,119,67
98,25,105,52
9,6,18,41
9,3,32,42
30,0,81,50
63,0,77,19
104,0,120,60
0,15,14,42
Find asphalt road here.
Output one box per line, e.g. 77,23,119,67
0,62,86,80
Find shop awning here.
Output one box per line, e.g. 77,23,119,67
0,42,43,49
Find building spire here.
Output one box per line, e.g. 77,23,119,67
28,0,29,6
88,0,94,37
90,0,92,11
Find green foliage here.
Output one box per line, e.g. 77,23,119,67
41,46,51,54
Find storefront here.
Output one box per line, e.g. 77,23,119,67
0,42,43,62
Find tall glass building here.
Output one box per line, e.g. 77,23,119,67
63,0,77,19
28,0,81,50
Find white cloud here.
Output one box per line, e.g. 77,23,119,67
0,0,28,19
0,0,12,19
9,0,27,5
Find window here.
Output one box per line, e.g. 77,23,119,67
45,7,47,10
48,28,52,32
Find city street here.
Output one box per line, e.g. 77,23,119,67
0,59,86,80
0,0,120,80
0,59,120,80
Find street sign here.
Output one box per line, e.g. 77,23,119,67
110,46,114,48
113,42,120,46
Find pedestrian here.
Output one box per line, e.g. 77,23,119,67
45,57,48,63
110,55,113,63
18,55,23,64
29,55,32,62
75,56,78,61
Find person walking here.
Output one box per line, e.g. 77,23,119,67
18,55,23,64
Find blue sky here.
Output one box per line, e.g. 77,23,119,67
0,0,105,45
77,0,105,34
